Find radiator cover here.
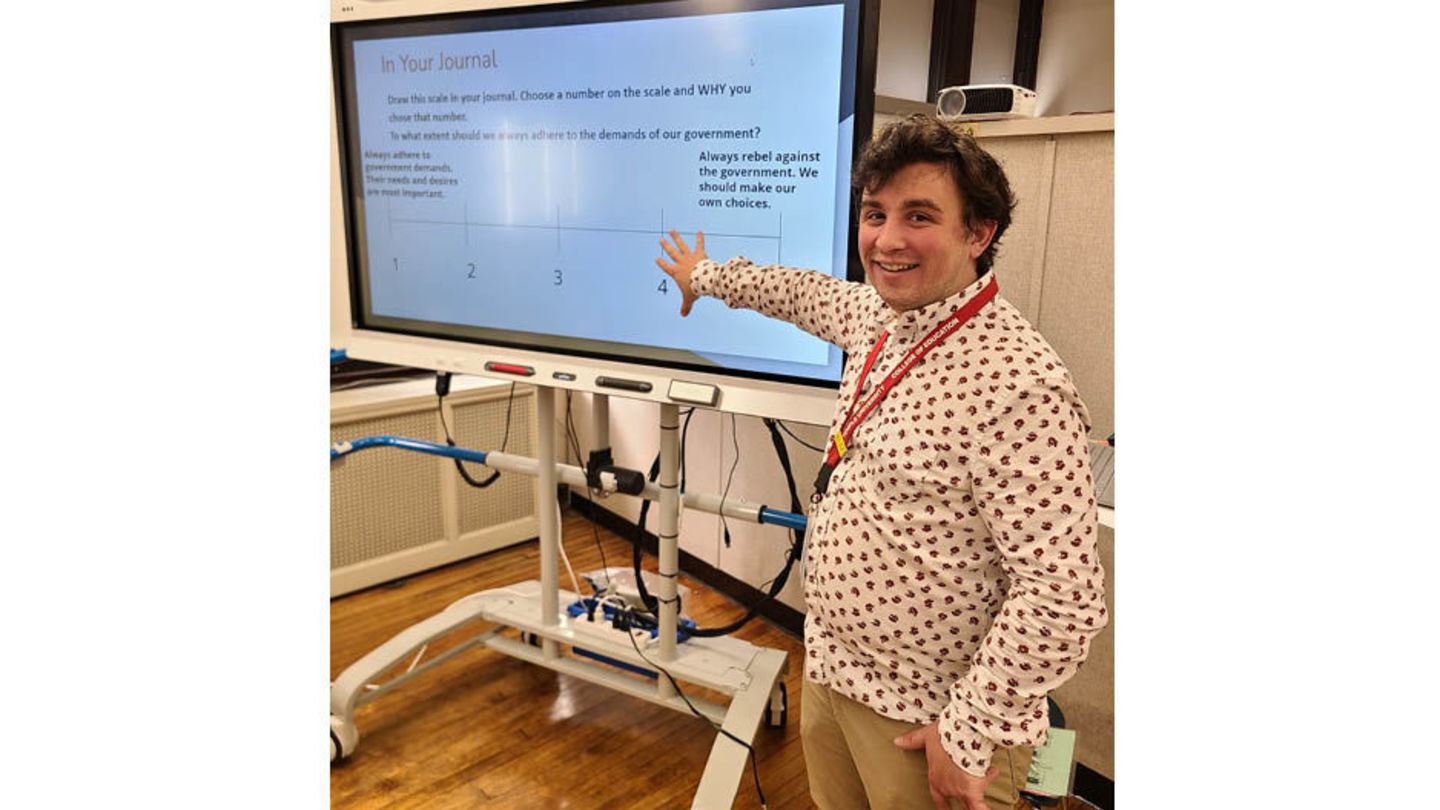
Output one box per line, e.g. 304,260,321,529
330,379,538,596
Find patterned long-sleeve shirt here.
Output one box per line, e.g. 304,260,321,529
692,257,1108,776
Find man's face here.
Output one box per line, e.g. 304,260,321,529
858,161,995,313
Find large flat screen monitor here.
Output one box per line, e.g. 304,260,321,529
331,0,878,424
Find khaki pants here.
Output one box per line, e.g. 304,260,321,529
802,679,1033,810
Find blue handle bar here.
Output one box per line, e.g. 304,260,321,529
330,435,489,465
758,507,808,532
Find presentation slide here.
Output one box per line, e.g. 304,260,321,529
343,2,853,382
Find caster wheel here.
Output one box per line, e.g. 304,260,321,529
330,714,359,763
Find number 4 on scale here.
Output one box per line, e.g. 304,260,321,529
658,278,668,294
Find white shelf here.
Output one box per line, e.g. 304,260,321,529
330,374,514,411
873,95,1114,138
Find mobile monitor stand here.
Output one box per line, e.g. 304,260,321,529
329,388,805,809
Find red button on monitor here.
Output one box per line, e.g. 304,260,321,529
484,362,535,376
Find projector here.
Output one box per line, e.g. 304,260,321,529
935,84,1038,121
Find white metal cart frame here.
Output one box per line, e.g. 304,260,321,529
330,390,803,808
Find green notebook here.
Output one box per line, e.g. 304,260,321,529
1024,727,1077,797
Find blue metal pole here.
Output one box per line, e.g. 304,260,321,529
758,506,807,533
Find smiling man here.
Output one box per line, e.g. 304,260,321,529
657,114,1107,810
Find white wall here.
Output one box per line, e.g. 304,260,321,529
970,0,1020,85
875,0,934,100
1035,0,1114,116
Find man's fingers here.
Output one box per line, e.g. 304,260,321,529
892,729,925,750
929,789,947,810
660,230,702,319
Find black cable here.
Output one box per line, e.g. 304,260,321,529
630,416,807,638
622,620,767,809
775,419,825,453
564,392,610,594
678,406,695,493
436,376,515,489
683,418,806,638
633,453,664,616
719,413,739,548
761,418,806,539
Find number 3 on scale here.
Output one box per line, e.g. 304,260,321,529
554,268,563,286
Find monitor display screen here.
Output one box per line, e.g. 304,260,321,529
333,0,874,391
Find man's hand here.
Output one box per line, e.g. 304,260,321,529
655,229,706,317
893,721,998,810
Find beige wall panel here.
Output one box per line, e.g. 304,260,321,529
716,414,828,612
978,136,1052,322
672,405,725,566
1035,132,1114,438
1052,521,1114,778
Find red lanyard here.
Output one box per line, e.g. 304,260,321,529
825,278,999,470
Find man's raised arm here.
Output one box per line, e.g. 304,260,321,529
656,229,872,350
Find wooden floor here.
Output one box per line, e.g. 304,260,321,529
331,509,1083,810
332,509,812,809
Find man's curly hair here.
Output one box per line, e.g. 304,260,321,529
852,114,1017,276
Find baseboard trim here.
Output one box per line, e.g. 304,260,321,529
568,497,805,638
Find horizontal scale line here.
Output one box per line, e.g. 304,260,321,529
389,218,780,240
